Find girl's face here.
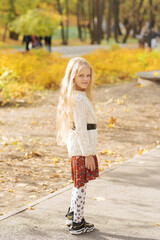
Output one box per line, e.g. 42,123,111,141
74,66,91,91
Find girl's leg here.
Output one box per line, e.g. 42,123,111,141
70,185,76,212
72,183,87,223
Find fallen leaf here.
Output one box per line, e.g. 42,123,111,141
53,158,60,164
155,223,160,226
94,197,105,201
136,84,144,88
109,117,116,124
31,121,37,124
99,166,104,171
122,94,128,100
100,149,114,155
153,72,159,76
138,148,148,155
28,207,35,210
115,99,124,104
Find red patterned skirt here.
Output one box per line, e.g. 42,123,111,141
71,155,99,188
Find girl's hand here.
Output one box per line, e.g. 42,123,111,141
85,155,96,171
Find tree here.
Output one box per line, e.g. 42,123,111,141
56,0,69,45
107,0,114,41
9,9,60,37
120,0,145,43
113,0,120,43
88,0,105,44
0,0,40,40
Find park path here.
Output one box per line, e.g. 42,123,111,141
17,43,137,57
0,146,160,240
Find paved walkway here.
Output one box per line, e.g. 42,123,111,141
1,147,160,240
16,43,137,57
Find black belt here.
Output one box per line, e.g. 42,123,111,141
72,123,97,130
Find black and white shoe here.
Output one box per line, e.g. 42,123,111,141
65,207,74,227
69,218,94,235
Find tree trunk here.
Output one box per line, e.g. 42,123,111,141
57,0,68,45
9,31,19,40
88,0,104,44
107,0,114,41
95,0,99,43
8,0,19,40
2,24,8,42
97,0,105,43
132,0,136,38
66,0,69,43
149,0,154,28
123,25,131,43
88,0,94,44
77,0,82,41
81,0,86,41
113,0,119,43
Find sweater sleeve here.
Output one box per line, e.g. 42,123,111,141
73,97,93,156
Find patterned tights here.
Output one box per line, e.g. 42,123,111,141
70,184,87,223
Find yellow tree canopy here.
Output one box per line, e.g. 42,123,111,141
9,8,61,36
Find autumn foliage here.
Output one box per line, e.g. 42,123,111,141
1,47,160,104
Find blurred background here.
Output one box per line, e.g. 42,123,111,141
0,0,160,49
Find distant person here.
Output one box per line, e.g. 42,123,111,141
150,28,160,49
36,36,43,48
22,35,32,51
138,22,151,48
44,36,52,52
31,35,38,48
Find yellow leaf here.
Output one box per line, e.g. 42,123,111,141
33,138,37,143
100,149,114,155
9,189,13,192
139,149,144,155
115,99,124,104
153,72,159,76
31,121,37,124
136,84,144,88
109,117,116,124
28,207,35,210
138,148,148,155
105,160,111,163
99,166,104,171
53,158,60,164
2,211,7,215
53,174,60,178
155,223,160,226
122,94,128,100
101,149,108,154
126,108,129,112
108,123,114,128
94,197,105,201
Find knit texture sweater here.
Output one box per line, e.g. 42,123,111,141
67,90,97,157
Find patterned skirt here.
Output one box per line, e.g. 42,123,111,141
71,155,99,188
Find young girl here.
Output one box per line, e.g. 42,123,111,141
56,57,99,235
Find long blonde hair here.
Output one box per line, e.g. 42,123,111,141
56,57,94,145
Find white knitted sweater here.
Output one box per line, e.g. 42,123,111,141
67,90,97,157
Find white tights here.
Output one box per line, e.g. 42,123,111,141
70,184,87,223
